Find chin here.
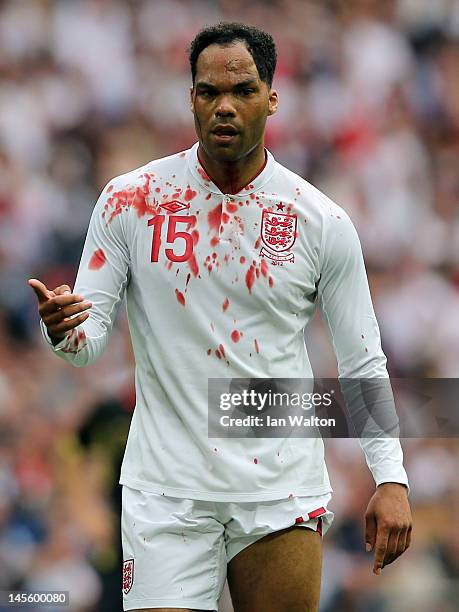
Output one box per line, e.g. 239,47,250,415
207,145,241,162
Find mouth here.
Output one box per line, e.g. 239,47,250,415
211,125,239,143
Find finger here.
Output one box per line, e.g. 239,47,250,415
54,284,72,295
41,293,84,315
373,525,390,575
28,278,53,304
382,529,401,568
50,293,85,308
396,528,408,557
405,525,412,551
365,513,377,552
43,301,92,325
48,312,90,335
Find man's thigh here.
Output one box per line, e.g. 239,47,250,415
227,526,323,612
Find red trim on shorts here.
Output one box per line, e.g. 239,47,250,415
317,517,323,536
308,506,326,519
295,516,304,524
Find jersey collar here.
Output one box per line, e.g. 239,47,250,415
187,142,276,197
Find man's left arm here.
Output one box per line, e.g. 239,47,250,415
317,207,412,574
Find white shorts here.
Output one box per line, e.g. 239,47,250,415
121,485,334,611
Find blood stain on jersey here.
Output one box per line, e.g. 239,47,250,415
227,202,238,213
207,348,212,356
253,457,258,464
105,173,159,223
188,253,199,277
231,330,241,343
175,289,185,306
219,344,225,358
260,259,268,277
245,264,256,293
208,203,222,232
88,248,106,270
215,349,222,359
198,167,210,182
222,297,229,312
61,329,87,355
184,186,197,201
254,339,260,353
210,236,219,247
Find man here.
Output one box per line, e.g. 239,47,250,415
30,22,412,612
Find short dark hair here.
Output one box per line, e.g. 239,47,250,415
189,22,277,88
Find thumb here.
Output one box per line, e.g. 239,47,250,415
28,278,53,303
365,512,377,552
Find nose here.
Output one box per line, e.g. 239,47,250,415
215,94,236,118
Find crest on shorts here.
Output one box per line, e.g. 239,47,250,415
260,209,297,264
123,558,134,595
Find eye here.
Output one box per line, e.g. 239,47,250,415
198,90,215,99
240,89,255,96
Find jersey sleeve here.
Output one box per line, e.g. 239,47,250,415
317,209,410,494
40,180,130,367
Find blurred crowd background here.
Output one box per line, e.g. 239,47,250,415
0,0,458,610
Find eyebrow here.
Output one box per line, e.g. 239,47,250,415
195,79,259,90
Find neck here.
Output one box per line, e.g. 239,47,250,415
197,142,267,195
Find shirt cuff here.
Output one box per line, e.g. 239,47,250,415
40,319,68,352
373,467,410,497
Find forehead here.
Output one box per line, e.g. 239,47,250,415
195,42,261,85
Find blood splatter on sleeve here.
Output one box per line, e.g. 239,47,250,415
43,180,130,367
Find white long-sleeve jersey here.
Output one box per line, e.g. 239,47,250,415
41,143,409,501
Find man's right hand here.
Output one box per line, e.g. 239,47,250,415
28,278,92,346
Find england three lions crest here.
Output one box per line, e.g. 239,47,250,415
123,559,134,595
260,209,297,264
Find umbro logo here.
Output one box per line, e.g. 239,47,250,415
160,200,190,213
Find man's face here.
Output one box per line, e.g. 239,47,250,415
190,42,278,162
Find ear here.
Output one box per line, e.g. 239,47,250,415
190,86,195,113
268,89,278,116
